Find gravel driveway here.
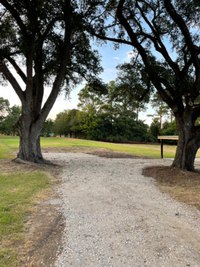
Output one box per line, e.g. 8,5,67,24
44,153,200,267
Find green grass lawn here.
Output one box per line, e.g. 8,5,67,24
0,136,19,159
1,135,200,159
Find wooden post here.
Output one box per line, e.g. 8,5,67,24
161,139,163,158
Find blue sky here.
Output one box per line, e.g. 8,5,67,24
0,42,154,125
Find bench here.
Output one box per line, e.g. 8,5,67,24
157,135,178,158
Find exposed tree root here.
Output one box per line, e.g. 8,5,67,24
13,157,57,166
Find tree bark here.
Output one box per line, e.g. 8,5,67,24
172,114,200,171
16,115,50,164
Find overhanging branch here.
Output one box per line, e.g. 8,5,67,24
93,32,133,46
6,55,27,83
0,0,29,39
0,62,24,102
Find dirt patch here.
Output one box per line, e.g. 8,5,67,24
19,203,65,267
143,166,200,210
86,151,151,158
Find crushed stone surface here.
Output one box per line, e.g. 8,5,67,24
44,153,200,267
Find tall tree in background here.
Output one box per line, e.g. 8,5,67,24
78,82,108,112
1,105,21,135
88,0,200,170
0,97,21,135
148,92,170,128
0,0,102,163
40,119,55,137
54,111,69,137
0,97,9,121
113,60,151,120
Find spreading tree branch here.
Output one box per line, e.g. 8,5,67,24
6,55,27,83
0,0,29,39
164,0,197,60
0,62,24,102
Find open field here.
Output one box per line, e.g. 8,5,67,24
1,135,200,159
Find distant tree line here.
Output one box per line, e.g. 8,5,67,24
0,93,186,142
53,74,176,143
0,86,182,142
54,107,156,142
53,60,180,143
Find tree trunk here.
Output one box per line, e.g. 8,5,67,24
16,115,50,164
172,115,200,171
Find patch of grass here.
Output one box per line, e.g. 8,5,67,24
143,166,200,211
0,171,51,267
0,136,19,159
0,249,18,267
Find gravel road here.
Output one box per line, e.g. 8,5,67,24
44,153,200,267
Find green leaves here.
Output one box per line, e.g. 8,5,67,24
0,98,21,135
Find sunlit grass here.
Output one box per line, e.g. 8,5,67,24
1,135,200,158
0,171,51,267
40,137,176,158
0,136,19,159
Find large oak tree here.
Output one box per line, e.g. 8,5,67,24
0,0,102,163
88,0,200,170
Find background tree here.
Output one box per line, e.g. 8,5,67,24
148,92,170,128
0,97,9,122
149,118,161,139
91,109,155,142
54,111,68,137
54,109,88,138
0,0,102,163
113,60,151,120
78,82,108,112
64,109,84,138
89,0,200,170
40,119,55,137
0,103,21,135
162,120,178,136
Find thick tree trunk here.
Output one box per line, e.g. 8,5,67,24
16,115,50,164
172,115,200,171
172,135,198,171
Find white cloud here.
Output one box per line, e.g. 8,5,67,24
114,57,120,60
123,51,138,62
